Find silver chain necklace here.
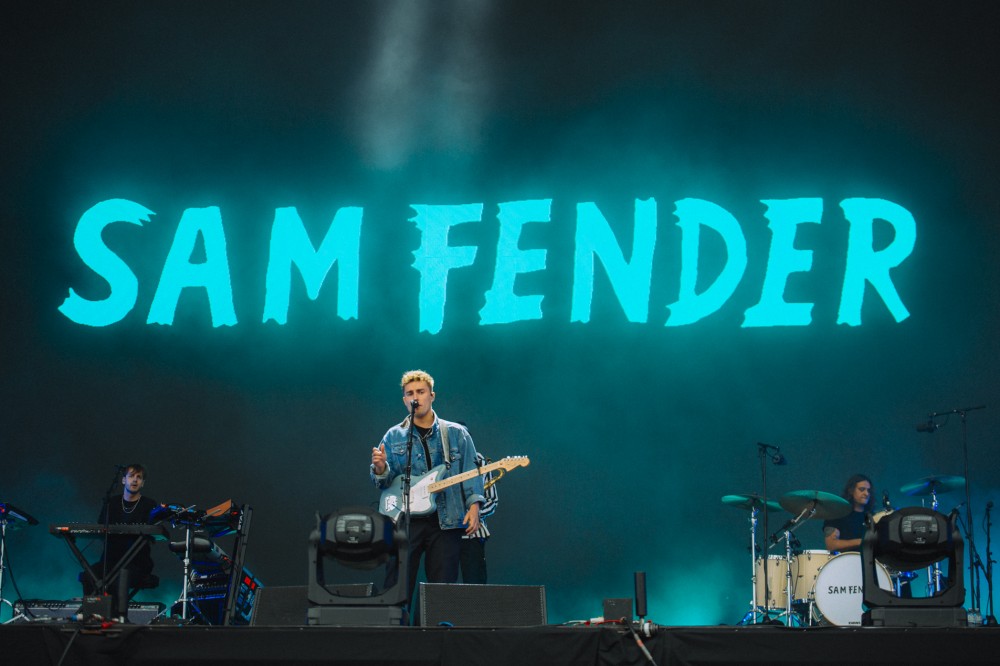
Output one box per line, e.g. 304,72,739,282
121,496,140,514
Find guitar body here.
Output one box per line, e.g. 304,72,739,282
379,465,447,522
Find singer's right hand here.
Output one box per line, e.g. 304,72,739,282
371,443,387,474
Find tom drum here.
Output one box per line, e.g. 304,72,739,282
754,555,794,609
792,550,834,601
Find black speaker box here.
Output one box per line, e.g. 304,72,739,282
251,586,309,626
863,607,968,627
419,583,546,627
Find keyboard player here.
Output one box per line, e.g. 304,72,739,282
82,463,162,618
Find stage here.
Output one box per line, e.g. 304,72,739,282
2,623,999,666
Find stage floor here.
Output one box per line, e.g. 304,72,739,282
2,622,1000,666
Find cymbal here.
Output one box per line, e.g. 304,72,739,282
900,475,966,496
721,494,782,512
779,490,851,520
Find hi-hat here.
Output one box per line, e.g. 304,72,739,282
900,475,966,496
779,490,851,520
721,494,782,512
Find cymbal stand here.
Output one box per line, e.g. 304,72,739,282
740,506,770,625
163,505,198,623
925,488,943,595
177,524,193,621
769,503,814,626
781,531,795,626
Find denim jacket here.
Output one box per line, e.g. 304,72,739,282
371,413,486,530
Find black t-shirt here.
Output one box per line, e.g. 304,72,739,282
822,510,868,552
415,424,433,463
97,495,159,572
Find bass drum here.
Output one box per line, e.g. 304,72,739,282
812,552,892,626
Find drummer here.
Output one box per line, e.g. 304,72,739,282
822,474,872,552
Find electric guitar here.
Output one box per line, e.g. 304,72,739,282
378,456,530,523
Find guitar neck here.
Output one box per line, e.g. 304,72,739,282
427,459,521,493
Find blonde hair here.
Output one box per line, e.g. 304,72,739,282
401,369,434,393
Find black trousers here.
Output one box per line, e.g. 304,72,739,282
460,537,488,584
384,515,462,621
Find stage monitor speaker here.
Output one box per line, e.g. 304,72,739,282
251,586,309,626
252,584,375,625
419,583,546,627
863,606,968,627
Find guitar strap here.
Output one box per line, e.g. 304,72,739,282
409,415,451,469
439,422,451,469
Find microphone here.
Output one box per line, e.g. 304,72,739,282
758,442,786,464
882,491,891,510
634,572,647,619
410,400,419,410
916,421,939,433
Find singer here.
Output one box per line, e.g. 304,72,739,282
822,474,873,552
369,369,486,620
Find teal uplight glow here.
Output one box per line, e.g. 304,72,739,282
837,198,916,326
147,206,236,327
742,198,822,327
570,198,657,324
263,206,362,324
410,203,484,334
480,199,551,325
666,198,748,326
58,198,155,327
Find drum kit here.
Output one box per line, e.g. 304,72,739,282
725,473,966,627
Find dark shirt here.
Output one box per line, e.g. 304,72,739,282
822,510,868,552
97,495,159,572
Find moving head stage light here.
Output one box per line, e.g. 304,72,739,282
307,507,409,626
861,507,966,627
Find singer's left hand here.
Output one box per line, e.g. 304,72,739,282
463,503,481,535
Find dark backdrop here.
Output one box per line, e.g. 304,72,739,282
2,1,998,625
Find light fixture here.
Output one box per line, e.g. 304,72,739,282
861,507,966,626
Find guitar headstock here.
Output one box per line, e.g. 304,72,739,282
497,455,530,470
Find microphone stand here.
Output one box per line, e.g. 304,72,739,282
400,401,418,619
98,467,124,598
756,442,783,625
927,404,985,621
985,502,996,626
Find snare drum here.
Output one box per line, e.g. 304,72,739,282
812,552,892,626
792,550,834,601
754,555,794,609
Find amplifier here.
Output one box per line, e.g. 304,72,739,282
13,599,164,625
